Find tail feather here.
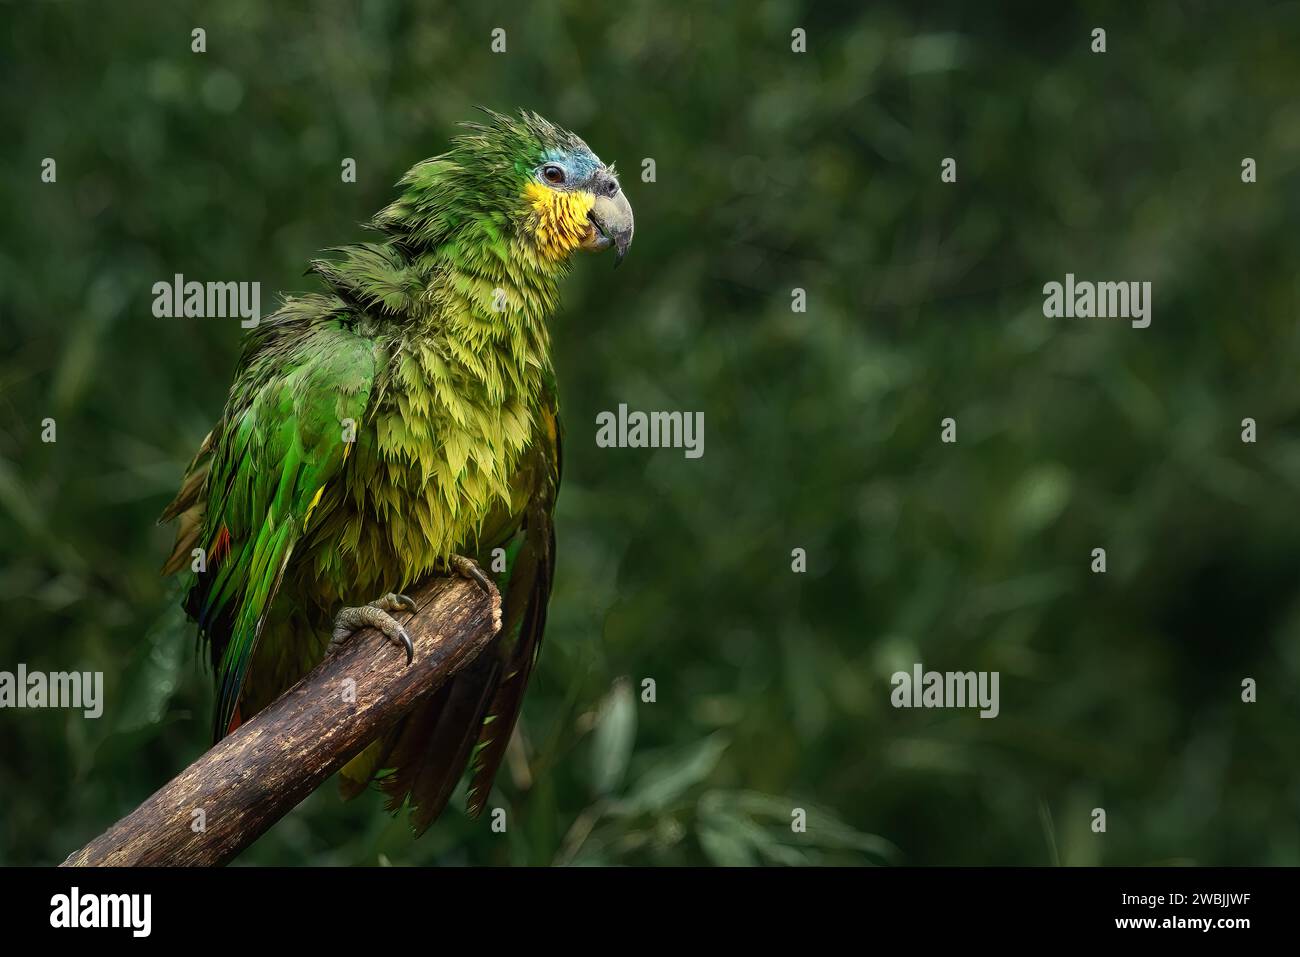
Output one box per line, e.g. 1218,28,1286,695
464,520,553,819
378,652,502,835
466,570,548,818
370,688,449,803
339,728,401,800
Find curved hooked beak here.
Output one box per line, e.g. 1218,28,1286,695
582,189,634,267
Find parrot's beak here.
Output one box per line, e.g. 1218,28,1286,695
583,190,634,267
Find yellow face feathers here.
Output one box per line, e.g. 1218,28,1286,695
523,181,595,260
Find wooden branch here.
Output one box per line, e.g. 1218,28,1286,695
61,575,501,867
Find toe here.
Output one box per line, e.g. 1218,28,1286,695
452,557,495,596
468,567,493,594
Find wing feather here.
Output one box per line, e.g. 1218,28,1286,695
163,319,377,741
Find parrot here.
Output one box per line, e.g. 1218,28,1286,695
157,109,633,833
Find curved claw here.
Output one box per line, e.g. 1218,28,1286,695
464,565,493,595
331,599,417,666
449,555,494,595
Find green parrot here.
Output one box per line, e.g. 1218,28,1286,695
158,110,633,832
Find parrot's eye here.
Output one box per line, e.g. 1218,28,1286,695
541,164,566,185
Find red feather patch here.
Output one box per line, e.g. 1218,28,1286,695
209,525,232,565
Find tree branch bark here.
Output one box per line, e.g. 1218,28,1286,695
61,575,501,867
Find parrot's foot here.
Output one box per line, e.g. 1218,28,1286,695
331,593,418,665
447,554,503,633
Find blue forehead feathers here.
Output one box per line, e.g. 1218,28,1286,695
539,147,604,183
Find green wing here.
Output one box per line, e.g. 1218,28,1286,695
186,320,377,741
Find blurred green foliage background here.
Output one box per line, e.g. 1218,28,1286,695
3,0,1300,866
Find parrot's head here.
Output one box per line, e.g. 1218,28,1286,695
380,110,634,271
521,136,634,267
482,109,634,268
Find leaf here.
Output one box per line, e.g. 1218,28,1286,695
111,599,189,735
698,819,757,866
612,732,729,816
698,790,899,865
588,676,637,796
699,800,806,866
